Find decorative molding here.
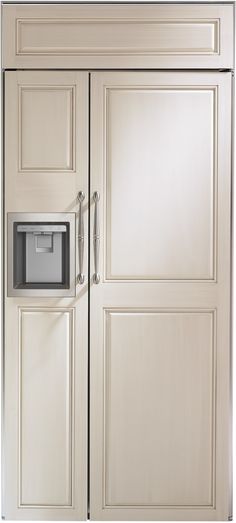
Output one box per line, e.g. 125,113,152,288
18,85,75,173
104,86,218,283
16,18,220,57
18,307,75,508
103,308,216,509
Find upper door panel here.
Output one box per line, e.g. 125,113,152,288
105,84,215,282
5,71,88,212
2,4,234,70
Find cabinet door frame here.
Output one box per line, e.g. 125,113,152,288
89,71,232,521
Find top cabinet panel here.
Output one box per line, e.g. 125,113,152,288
2,3,234,69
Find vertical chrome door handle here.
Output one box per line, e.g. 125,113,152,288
93,191,100,284
77,191,85,284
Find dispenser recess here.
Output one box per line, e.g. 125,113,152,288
7,213,75,297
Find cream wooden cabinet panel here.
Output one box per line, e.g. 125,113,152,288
5,71,88,212
104,85,215,280
90,71,232,521
4,299,88,520
2,4,234,69
18,309,74,506
104,310,214,505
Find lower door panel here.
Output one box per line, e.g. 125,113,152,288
3,296,88,520
104,310,214,508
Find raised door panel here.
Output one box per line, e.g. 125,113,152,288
104,310,215,507
90,72,232,521
5,71,88,211
4,300,88,521
19,308,73,507
19,87,74,172
105,86,216,281
16,19,218,55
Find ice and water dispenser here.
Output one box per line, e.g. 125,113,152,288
7,213,75,297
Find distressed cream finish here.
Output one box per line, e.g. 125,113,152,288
3,71,89,519
2,4,234,70
90,71,232,520
5,71,88,212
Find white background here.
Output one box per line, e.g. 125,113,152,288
0,0,235,521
